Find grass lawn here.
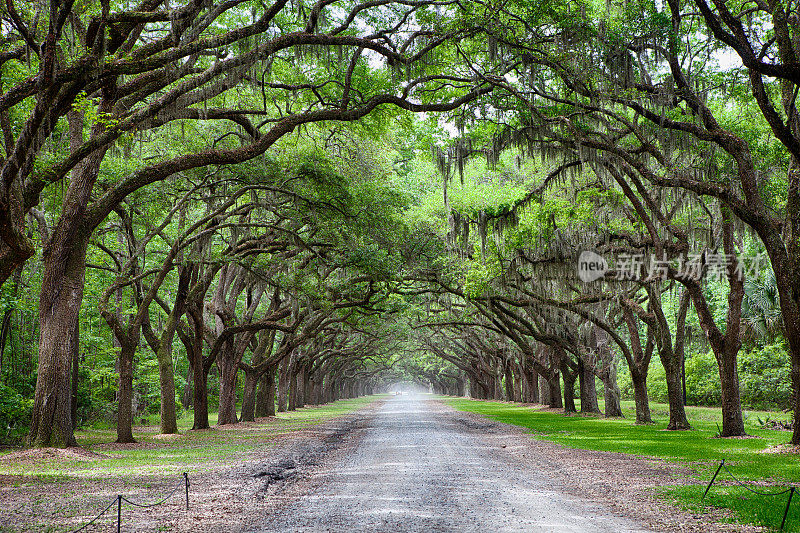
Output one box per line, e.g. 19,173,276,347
0,395,384,480
445,397,799,532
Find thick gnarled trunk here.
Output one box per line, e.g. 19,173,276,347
523,363,539,403
560,359,577,413
28,108,112,447
240,368,260,422
662,354,691,430
188,310,210,430
578,359,601,414
277,356,289,412
718,347,745,436
217,344,239,425
29,236,89,447
256,367,276,417
602,365,623,417
116,343,136,443
631,370,652,424
546,373,562,409
760,228,800,444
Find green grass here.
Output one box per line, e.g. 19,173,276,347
445,397,799,532
664,485,800,532
0,395,385,480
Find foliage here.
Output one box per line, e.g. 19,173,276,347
683,352,719,406
0,383,32,445
617,342,792,411
738,343,793,411
2,0,799,466
683,344,792,410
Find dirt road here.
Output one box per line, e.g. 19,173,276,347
255,393,653,532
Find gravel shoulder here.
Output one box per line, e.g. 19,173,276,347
167,405,379,533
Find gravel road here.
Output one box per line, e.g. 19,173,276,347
255,393,653,532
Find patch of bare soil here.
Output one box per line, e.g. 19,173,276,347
151,432,186,440
162,404,380,533
760,443,800,454
446,403,760,533
0,447,110,465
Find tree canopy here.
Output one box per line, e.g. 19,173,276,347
0,0,798,447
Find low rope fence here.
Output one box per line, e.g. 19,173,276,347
71,472,189,533
703,459,795,531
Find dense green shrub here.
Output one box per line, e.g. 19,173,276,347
684,351,721,406
738,343,791,410
0,383,32,445
616,363,635,401
646,363,669,404
618,342,791,411
685,343,791,409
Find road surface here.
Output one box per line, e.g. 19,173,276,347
255,393,652,532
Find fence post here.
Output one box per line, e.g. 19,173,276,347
781,487,795,531
703,459,725,500
117,495,122,533
184,473,190,510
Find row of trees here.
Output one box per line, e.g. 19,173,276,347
0,0,798,446
400,0,798,441
0,0,491,446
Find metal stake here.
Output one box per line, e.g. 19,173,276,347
184,473,190,510
703,459,725,500
781,487,795,531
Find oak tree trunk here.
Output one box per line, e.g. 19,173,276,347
255,367,276,417
718,348,746,436
29,236,89,447
503,363,514,401
156,342,178,434
538,374,550,406
631,370,653,424
296,369,305,408
182,359,193,410
189,318,210,430
560,360,576,413
240,369,259,422
71,322,79,429
602,365,624,417
524,365,540,403
287,367,298,411
116,342,136,443
579,359,601,414
654,288,691,430
663,355,691,429
547,373,563,409
217,345,239,425
277,357,289,412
